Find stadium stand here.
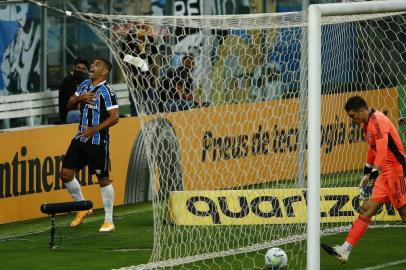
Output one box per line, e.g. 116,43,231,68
0,83,130,127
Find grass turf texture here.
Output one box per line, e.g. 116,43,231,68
0,201,405,270
0,202,153,270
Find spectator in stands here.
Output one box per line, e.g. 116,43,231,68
252,62,284,101
164,54,201,112
58,58,89,123
122,26,160,116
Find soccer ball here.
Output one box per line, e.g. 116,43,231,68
264,247,288,269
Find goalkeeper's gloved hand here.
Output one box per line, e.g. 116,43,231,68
359,167,379,200
358,164,372,193
363,164,373,175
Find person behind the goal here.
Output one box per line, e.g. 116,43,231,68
59,57,119,232
322,95,406,263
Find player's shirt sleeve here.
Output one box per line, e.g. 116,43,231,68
370,115,390,169
75,79,90,96
102,84,119,111
366,147,375,166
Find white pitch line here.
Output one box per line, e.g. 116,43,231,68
357,259,406,270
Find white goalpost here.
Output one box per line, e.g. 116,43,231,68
308,1,406,269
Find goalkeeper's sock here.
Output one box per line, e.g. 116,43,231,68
345,215,371,247
64,177,84,201
341,242,353,252
101,184,114,222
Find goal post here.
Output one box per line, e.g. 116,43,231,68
307,5,321,270
308,1,406,269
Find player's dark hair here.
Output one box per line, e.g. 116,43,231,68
96,57,112,73
74,58,89,68
344,96,368,112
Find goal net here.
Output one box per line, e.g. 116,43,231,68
78,9,406,270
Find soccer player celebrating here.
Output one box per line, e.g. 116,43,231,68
322,95,406,263
59,57,119,232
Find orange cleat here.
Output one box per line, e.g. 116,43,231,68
99,221,115,232
70,209,92,227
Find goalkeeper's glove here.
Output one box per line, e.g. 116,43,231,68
358,164,372,195
359,168,379,200
363,164,373,175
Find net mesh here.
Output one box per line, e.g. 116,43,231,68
76,10,406,270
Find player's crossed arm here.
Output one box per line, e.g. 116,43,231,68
67,92,97,109
78,108,119,140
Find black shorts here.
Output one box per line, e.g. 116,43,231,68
62,138,110,178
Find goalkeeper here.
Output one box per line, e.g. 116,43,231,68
322,96,406,263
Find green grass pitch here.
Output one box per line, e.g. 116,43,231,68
0,202,405,270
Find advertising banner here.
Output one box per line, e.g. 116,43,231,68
165,88,397,190
0,88,398,223
0,3,41,94
0,118,141,223
168,187,400,225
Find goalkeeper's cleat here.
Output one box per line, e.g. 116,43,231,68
70,209,92,227
321,243,350,263
99,221,115,232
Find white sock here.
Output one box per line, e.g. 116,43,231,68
101,184,114,223
342,242,353,252
64,177,84,201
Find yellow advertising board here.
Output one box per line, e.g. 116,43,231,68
0,118,141,224
0,88,399,223
164,88,398,190
168,188,401,225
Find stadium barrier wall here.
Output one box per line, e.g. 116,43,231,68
0,88,398,223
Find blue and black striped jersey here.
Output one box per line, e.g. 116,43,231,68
74,79,118,146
